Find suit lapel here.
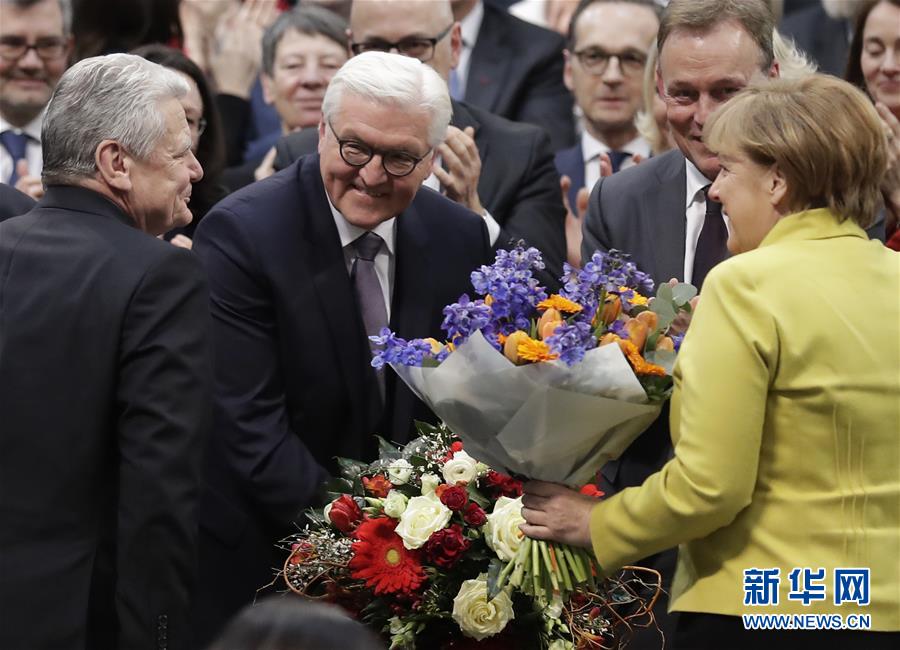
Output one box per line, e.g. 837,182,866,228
299,158,374,427
642,151,687,284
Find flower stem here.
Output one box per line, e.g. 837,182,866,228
562,544,585,583
539,540,561,597
552,544,574,593
510,537,529,588
531,535,541,597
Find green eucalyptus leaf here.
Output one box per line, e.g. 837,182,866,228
671,282,697,306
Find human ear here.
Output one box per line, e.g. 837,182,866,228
94,140,132,192
769,165,788,210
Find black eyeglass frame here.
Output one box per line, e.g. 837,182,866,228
327,121,431,178
572,47,647,76
350,23,454,62
0,36,67,61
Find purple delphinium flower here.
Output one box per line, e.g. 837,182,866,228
468,247,547,335
441,294,493,342
370,328,435,368
546,320,594,366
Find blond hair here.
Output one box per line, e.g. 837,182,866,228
705,75,887,227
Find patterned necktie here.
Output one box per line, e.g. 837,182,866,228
449,68,462,101
351,231,389,397
1,130,29,186
607,150,631,174
692,185,728,290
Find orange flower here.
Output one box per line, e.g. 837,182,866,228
362,474,391,498
517,337,559,363
349,518,426,596
618,338,667,376
537,294,583,314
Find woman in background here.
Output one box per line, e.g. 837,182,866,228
846,0,900,249
133,44,228,246
521,75,900,648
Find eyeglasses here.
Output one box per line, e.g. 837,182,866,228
0,36,67,61
573,47,647,76
187,116,207,137
328,121,430,178
350,24,454,62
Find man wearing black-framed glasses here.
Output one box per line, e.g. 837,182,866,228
0,0,71,200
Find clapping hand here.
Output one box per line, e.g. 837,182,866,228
209,0,280,99
876,103,900,225
434,125,485,215
14,160,43,200
560,174,589,268
519,480,595,549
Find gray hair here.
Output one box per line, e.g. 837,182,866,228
0,0,71,34
41,53,188,185
262,4,348,77
321,51,451,147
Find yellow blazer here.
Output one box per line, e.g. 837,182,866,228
590,208,900,630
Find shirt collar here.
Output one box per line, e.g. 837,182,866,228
0,112,42,141
684,158,710,210
459,0,484,49
581,131,651,165
327,193,397,257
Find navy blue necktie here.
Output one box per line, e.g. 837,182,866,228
692,186,728,290
607,150,631,174
1,130,29,186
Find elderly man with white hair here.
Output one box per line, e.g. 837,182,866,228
0,53,210,650
192,51,493,641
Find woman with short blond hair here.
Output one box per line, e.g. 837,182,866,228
521,74,900,649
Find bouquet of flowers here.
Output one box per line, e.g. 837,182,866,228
282,424,662,649
367,247,694,608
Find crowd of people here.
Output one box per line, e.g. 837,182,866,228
0,0,898,649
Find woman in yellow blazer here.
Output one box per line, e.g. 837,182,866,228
520,74,900,649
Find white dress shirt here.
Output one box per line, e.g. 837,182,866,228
682,159,730,284
0,113,43,185
329,196,397,320
581,131,652,194
454,0,484,99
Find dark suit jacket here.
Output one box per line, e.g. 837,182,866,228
273,100,567,286
0,186,211,650
465,1,575,151
0,183,35,219
779,5,851,76
191,154,492,642
554,142,584,214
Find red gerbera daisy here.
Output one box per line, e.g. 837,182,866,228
349,518,427,596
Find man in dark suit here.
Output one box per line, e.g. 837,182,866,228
779,0,855,76
580,1,779,646
0,54,210,650
554,0,659,211
450,0,575,150
291,0,565,285
0,182,35,219
192,52,493,642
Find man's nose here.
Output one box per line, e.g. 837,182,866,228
188,150,204,183
358,155,387,185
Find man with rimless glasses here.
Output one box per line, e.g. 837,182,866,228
555,0,660,214
0,0,70,200
192,51,492,642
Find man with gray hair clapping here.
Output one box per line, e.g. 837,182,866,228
0,53,211,650
192,50,492,642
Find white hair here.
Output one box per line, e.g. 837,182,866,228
321,51,452,148
41,53,188,185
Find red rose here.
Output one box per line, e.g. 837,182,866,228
327,494,363,534
484,471,523,498
439,485,468,511
362,474,391,498
579,484,605,499
450,441,464,452
462,502,487,527
423,524,470,568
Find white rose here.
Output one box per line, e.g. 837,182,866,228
395,495,452,549
383,490,409,519
451,575,514,641
442,450,478,485
387,458,413,485
420,472,440,496
483,495,526,561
